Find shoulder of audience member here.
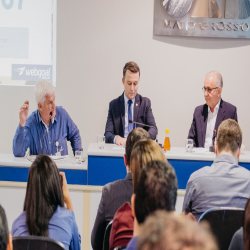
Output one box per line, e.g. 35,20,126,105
54,206,76,225
12,211,26,234
103,178,130,194
188,166,211,182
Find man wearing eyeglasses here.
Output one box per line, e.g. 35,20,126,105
188,71,237,148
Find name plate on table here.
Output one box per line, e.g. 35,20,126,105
154,0,250,39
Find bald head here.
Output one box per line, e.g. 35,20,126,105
205,71,223,88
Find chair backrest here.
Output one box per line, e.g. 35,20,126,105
13,236,65,250
198,207,244,250
103,220,113,250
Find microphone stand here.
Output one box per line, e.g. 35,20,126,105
129,120,162,148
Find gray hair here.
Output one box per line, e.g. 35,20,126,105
206,71,223,88
137,211,218,250
35,81,55,105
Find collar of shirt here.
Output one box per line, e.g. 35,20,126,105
214,153,238,166
124,93,135,138
124,93,135,106
36,110,56,132
208,99,221,114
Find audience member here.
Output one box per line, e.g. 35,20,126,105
137,211,218,250
228,198,250,250
183,119,250,220
125,160,178,250
11,155,81,250
0,205,12,250
109,140,167,249
91,128,150,250
130,139,167,193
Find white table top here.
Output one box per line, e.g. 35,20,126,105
0,153,87,170
88,143,250,163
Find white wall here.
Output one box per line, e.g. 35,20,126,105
1,0,250,156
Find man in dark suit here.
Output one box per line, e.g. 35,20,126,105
188,71,237,148
105,61,157,146
91,128,150,250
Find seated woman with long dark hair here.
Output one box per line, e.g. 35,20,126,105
12,155,81,250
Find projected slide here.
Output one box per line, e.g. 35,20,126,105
0,0,57,86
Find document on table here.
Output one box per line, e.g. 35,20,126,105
27,155,68,162
192,148,210,153
112,146,126,150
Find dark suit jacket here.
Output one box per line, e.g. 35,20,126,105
105,93,158,143
91,172,133,250
188,99,238,147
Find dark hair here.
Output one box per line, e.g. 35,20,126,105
244,199,250,250
24,155,64,236
0,205,9,250
217,119,242,154
126,128,150,166
123,61,140,78
135,160,178,224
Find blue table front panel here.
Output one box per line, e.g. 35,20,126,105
168,160,213,189
87,156,212,187
0,166,87,185
88,156,126,186
87,156,250,188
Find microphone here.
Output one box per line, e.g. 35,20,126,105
129,120,162,147
129,120,154,128
49,111,53,117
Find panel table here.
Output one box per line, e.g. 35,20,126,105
88,143,250,189
0,154,87,185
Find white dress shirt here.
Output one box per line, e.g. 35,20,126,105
113,93,135,143
205,100,221,149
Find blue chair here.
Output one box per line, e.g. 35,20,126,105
198,207,244,250
13,236,65,250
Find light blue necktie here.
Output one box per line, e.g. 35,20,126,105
128,100,133,133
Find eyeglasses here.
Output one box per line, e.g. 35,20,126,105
202,87,219,93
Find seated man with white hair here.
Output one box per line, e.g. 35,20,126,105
13,81,82,156
188,71,238,148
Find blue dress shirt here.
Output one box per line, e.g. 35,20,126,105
13,106,82,156
12,206,81,250
113,93,135,143
124,93,135,139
